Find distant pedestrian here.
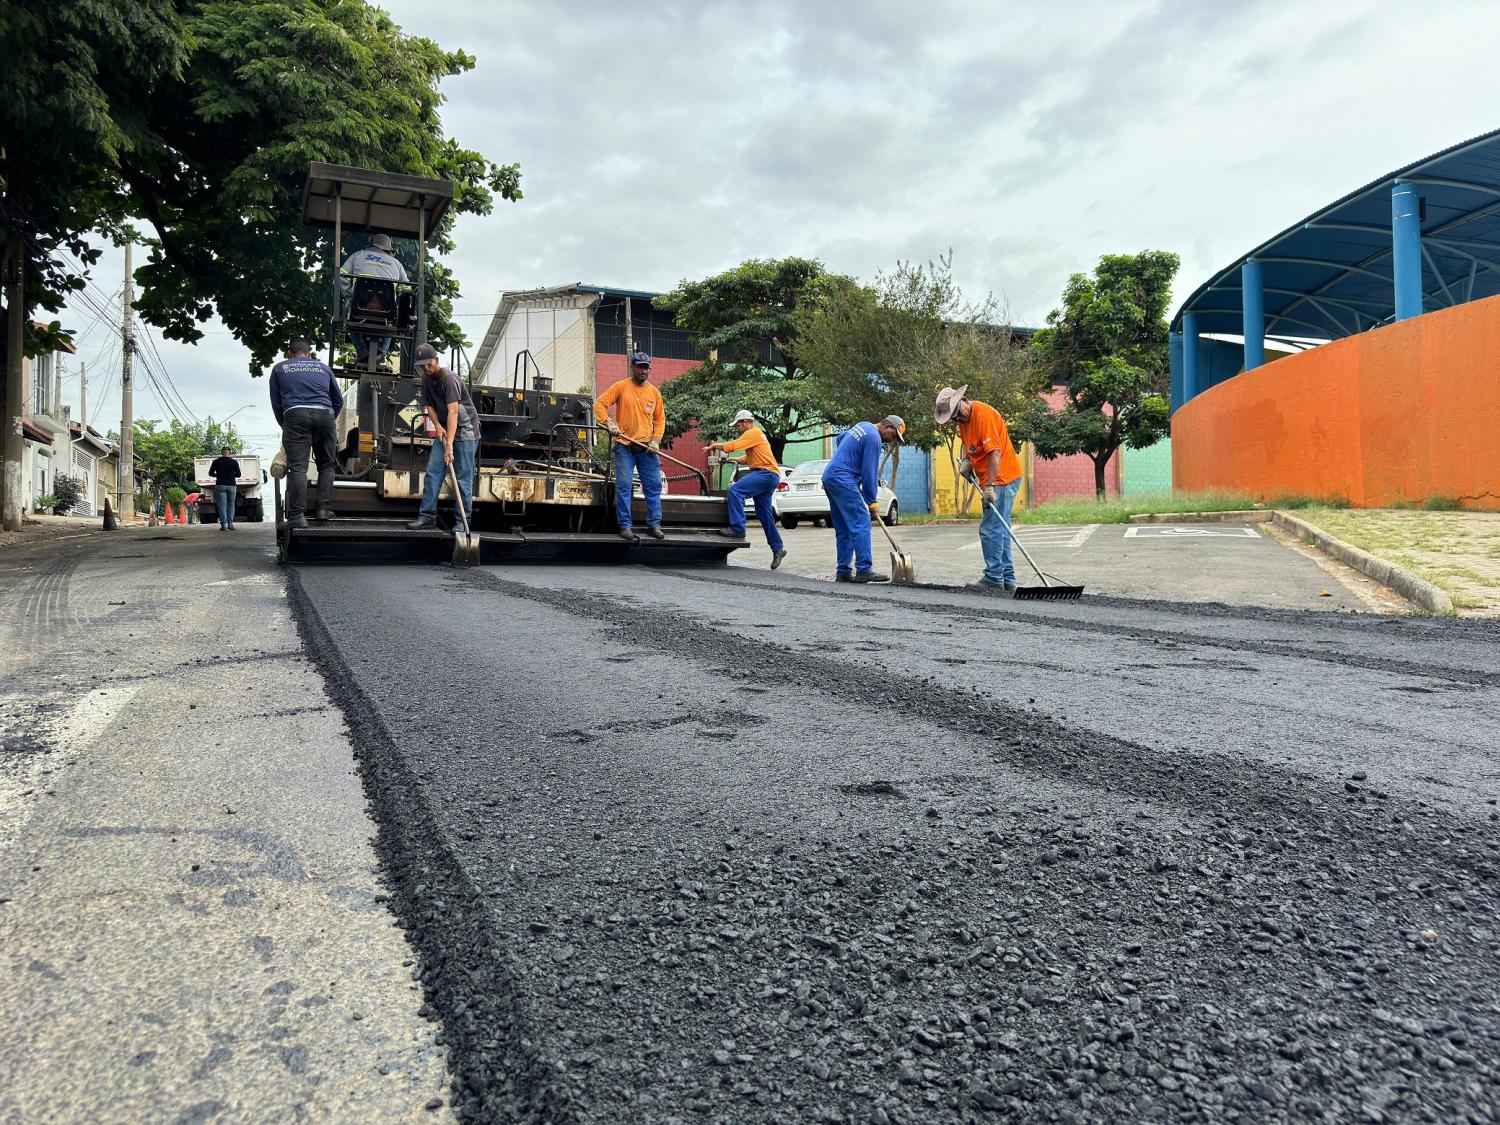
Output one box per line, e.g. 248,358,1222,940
407,342,480,531
935,385,1023,592
822,416,904,583
594,351,666,542
184,490,201,524
207,445,242,531
270,337,345,530
707,409,787,569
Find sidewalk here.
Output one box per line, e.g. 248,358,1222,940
1290,508,1500,615
0,526,451,1121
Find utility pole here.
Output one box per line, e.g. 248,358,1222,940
79,361,86,429
118,242,135,519
2,236,24,532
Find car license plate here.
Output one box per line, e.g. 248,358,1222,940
796,482,817,491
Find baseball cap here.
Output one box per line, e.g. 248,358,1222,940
630,351,652,367
881,415,906,443
934,385,968,425
732,409,755,423
414,343,439,364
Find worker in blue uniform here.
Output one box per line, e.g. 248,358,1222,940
821,415,904,584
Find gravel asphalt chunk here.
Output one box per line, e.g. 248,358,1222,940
290,561,1500,1124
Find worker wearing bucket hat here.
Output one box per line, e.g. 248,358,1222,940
821,416,904,583
936,386,1023,591
707,408,787,569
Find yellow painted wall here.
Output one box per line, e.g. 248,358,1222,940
930,437,1031,516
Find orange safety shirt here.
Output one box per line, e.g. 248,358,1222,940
594,377,666,445
720,425,780,474
958,400,1022,487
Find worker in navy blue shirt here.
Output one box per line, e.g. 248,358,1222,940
821,415,903,583
270,337,344,529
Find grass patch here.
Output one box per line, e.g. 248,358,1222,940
1011,490,1259,525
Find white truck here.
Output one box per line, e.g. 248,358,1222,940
194,455,267,524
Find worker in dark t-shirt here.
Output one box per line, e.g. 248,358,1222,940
206,446,242,531
407,342,481,530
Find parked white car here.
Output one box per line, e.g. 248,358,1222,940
773,459,898,529
730,465,793,516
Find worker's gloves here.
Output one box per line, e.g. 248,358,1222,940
982,486,997,505
868,502,881,516
959,462,977,484
647,440,661,453
605,420,622,437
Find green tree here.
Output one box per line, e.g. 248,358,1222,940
2,0,520,526
1015,250,1178,499
111,417,245,490
797,254,1041,452
655,258,841,460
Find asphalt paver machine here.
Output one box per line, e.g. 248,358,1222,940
276,162,745,564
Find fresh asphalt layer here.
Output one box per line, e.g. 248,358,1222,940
289,553,1500,1123
733,521,1378,612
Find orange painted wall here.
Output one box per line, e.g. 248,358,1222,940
1174,294,1500,509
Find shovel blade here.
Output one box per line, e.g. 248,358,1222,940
451,535,480,567
890,549,916,584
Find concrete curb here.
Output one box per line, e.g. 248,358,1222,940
1127,510,1272,524
1271,511,1454,615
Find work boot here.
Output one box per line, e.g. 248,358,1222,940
313,509,335,523
618,528,639,542
407,515,437,530
645,525,666,540
851,571,890,584
835,573,853,583
288,514,309,530
771,549,787,570
717,528,740,538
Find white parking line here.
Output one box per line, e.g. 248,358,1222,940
1123,526,1262,539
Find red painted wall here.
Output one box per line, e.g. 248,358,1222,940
1028,388,1120,503
595,354,710,491
1174,294,1500,509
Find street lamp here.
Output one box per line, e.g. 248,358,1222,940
219,404,256,425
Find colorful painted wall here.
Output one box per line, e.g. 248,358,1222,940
1122,437,1172,495
1173,294,1500,509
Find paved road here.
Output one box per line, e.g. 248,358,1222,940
291,555,1500,1123
732,521,1384,612
0,527,450,1122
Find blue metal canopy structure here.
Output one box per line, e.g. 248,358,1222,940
1172,127,1500,409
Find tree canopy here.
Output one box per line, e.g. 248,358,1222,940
654,258,838,460
2,0,521,373
111,418,246,489
796,254,1043,451
1013,250,1177,498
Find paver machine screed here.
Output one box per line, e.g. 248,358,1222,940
276,162,746,565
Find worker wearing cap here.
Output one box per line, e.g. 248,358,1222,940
935,385,1023,591
821,416,904,584
594,351,666,542
407,343,480,531
707,409,787,569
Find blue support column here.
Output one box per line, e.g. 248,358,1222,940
1391,180,1423,321
1182,311,1200,402
1169,331,1184,412
1242,259,1265,369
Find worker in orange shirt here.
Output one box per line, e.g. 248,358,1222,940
595,351,667,542
707,408,787,569
935,385,1024,592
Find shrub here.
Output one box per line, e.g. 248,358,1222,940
34,494,58,513
53,474,86,515
165,485,187,506
1421,495,1462,511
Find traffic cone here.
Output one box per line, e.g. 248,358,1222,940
166,503,178,524
102,498,118,531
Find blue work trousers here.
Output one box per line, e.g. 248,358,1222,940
215,485,236,528
979,478,1022,585
727,469,784,550
419,438,478,522
612,443,662,529
824,476,873,577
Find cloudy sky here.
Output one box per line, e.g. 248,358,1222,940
50,0,1500,459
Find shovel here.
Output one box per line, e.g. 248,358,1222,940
983,497,1084,601
446,460,480,567
873,507,916,584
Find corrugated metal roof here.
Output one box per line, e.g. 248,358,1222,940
1174,126,1500,339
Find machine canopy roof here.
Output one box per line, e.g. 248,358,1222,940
300,162,454,243
1174,127,1500,341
